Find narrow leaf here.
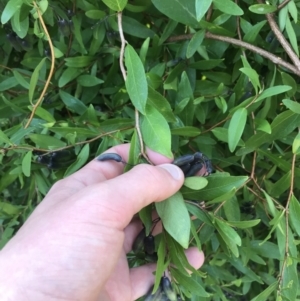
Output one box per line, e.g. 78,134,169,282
156,192,191,248
228,108,247,152
125,44,148,114
22,151,32,177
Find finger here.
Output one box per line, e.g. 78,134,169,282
73,163,184,229
130,247,205,300
48,144,174,197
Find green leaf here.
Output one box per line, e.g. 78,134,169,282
215,218,241,257
77,75,104,87
22,151,32,177
29,58,46,103
186,30,205,59
59,90,88,115
285,18,299,56
183,177,208,190
0,130,13,145
292,132,300,154
102,0,127,11
239,67,260,94
213,0,244,16
64,56,94,68
190,59,225,70
227,219,261,229
85,10,106,19
125,44,148,115
249,4,277,14
243,21,267,43
0,202,22,217
28,106,55,123
228,108,247,152
282,99,300,114
195,0,212,21
152,0,198,27
12,70,30,89
289,195,300,237
28,134,66,148
64,144,90,177
1,0,22,24
0,77,18,92
255,85,291,103
156,192,191,248
58,67,82,87
141,104,172,158
181,174,248,201
171,126,201,137
172,268,210,297
147,86,176,122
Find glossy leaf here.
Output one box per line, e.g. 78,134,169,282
22,151,32,177
64,144,90,177
102,0,127,11
125,44,148,115
183,177,208,190
228,108,247,152
141,104,172,158
59,90,88,115
255,85,292,103
152,0,198,27
195,0,212,21
1,0,22,24
213,0,243,15
29,58,46,103
289,195,300,237
249,4,277,14
156,192,190,248
182,174,248,201
187,30,205,58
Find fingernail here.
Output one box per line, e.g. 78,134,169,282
159,164,182,180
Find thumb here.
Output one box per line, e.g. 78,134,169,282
76,163,185,229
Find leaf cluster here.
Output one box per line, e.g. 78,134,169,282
1,0,300,300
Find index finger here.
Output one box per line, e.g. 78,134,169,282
49,144,174,195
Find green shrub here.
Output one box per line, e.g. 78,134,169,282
1,0,300,300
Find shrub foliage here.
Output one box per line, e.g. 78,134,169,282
1,0,300,300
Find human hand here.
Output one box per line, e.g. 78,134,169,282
0,144,205,301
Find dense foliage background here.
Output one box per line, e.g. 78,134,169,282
1,0,300,300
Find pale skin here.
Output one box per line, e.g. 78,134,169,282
0,144,205,301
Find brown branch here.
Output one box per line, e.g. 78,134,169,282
257,0,300,72
167,32,300,76
24,2,55,129
277,0,291,11
117,12,150,163
0,127,133,154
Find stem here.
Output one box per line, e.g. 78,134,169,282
117,12,150,163
257,0,300,72
24,2,55,129
167,32,300,76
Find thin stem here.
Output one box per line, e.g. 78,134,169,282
257,0,300,72
117,12,150,163
24,2,55,129
167,32,300,76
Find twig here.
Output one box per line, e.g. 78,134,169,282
117,12,150,163
117,12,127,81
277,0,291,11
0,127,133,154
257,0,300,72
24,1,55,129
167,32,300,76
235,0,246,57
